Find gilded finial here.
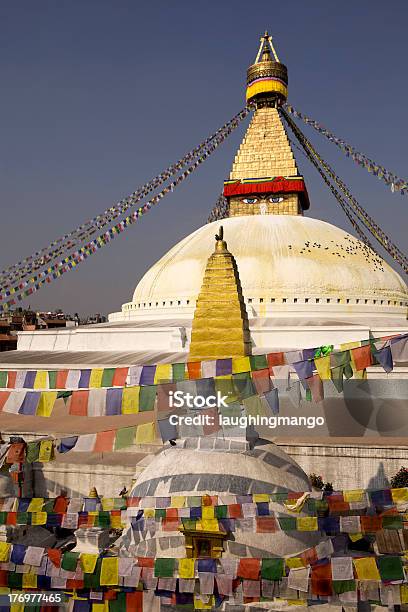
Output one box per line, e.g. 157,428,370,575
88,487,99,498
215,226,223,241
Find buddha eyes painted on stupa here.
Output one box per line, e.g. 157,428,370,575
242,195,285,204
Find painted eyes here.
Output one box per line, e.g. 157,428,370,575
242,196,284,204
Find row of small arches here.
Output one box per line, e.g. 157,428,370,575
123,297,407,310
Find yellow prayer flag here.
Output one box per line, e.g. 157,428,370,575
110,515,123,529
31,512,47,525
202,506,214,519
401,585,408,604
154,364,172,384
232,356,251,373
194,595,215,609
92,605,108,612
392,488,408,503
349,533,363,542
0,542,10,562
89,368,104,388
80,553,98,573
38,440,54,462
285,557,304,569
34,371,48,389
122,386,140,414
22,573,37,589
296,517,318,531
36,391,57,417
27,498,44,512
314,356,331,380
253,494,270,503
135,422,156,444
171,496,186,509
11,604,25,612
179,558,195,579
343,489,364,502
353,557,380,580
100,557,119,586
340,341,360,351
101,498,115,511
200,519,219,532
144,508,155,518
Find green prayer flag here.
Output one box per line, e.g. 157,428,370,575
154,557,175,578
377,555,404,581
8,572,22,589
114,426,136,450
0,371,7,388
108,592,127,612
182,519,197,530
97,512,111,528
187,496,201,508
0,512,6,525
42,499,55,513
233,372,255,399
261,558,284,580
214,505,228,519
84,558,101,589
17,512,29,525
155,509,166,519
48,371,57,389
331,351,350,368
305,388,312,402
331,366,344,393
101,368,115,388
315,500,329,515
249,355,268,370
333,580,356,594
26,441,40,463
139,385,157,411
61,550,80,572
382,515,403,530
278,517,297,530
172,363,186,382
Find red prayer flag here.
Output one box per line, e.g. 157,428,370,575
94,430,115,452
256,516,278,532
6,371,16,389
251,369,271,394
55,370,69,389
311,561,333,596
237,558,260,580
165,508,178,520
138,557,154,568
360,515,383,533
53,496,68,513
47,548,62,567
300,547,318,566
187,361,201,380
267,352,285,369
6,442,26,464
0,570,7,587
69,390,89,416
202,408,221,435
66,579,84,590
126,592,143,611
351,345,373,370
0,391,10,411
162,518,180,531
6,512,16,525
228,504,243,519
112,367,129,387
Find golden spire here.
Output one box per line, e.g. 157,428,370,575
189,227,251,360
246,31,288,105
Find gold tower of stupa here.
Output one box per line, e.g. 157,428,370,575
189,226,251,360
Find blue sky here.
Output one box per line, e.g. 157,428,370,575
0,0,407,315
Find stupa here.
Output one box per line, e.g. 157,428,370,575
1,31,407,498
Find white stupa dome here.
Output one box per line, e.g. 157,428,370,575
116,215,407,322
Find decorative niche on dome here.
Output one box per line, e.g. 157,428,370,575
179,523,228,559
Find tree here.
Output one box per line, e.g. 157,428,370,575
391,467,408,488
